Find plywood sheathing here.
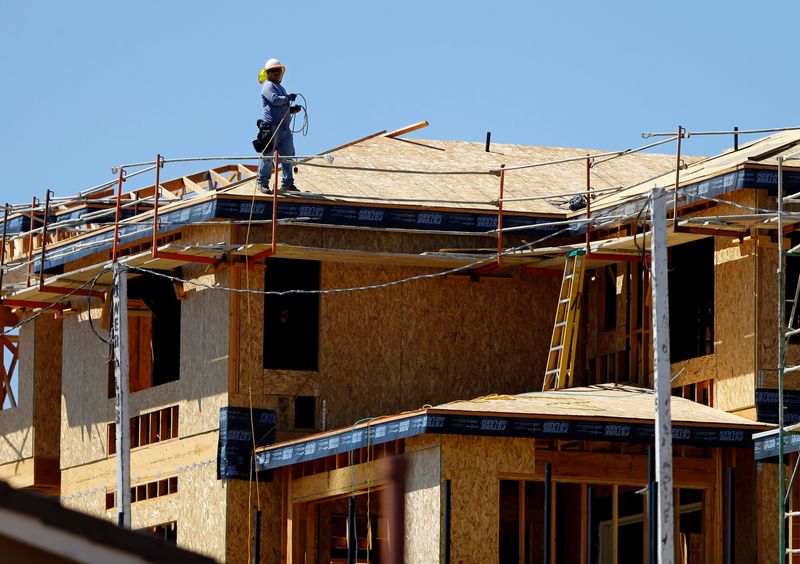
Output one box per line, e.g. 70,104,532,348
60,433,226,562
440,435,535,563
0,318,35,466
432,384,764,428
0,312,61,489
661,191,760,412
224,477,282,564
222,137,685,216
404,438,442,562
232,224,557,432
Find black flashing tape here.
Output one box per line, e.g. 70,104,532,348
755,388,800,425
256,413,754,471
217,407,276,480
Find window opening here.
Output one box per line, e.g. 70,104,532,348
263,259,320,371
668,238,714,362
294,395,317,429
108,405,179,455
141,521,177,544
107,271,181,396
599,265,618,332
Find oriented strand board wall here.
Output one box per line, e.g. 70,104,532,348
671,235,757,411
60,227,231,559
224,476,282,564
235,226,559,431
32,312,63,461
440,434,535,563
0,315,35,464
405,437,442,563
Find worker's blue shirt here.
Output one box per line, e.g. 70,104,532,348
261,81,291,130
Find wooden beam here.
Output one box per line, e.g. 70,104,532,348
383,121,429,138
182,177,208,197
208,169,230,190
612,483,618,564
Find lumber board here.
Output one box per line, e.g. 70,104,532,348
60,430,217,497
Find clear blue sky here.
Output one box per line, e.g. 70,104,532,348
0,0,794,205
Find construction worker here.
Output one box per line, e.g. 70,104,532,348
257,58,302,193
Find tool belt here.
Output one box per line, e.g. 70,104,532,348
252,120,274,154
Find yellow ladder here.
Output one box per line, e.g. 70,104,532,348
543,250,586,391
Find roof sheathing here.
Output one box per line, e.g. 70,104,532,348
255,385,766,471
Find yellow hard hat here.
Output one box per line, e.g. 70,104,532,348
258,58,286,83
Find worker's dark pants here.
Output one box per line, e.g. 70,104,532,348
258,127,295,187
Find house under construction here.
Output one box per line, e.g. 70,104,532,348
1,121,799,562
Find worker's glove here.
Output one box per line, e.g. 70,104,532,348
290,105,302,114
288,93,297,102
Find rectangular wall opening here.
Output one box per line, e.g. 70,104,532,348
669,237,714,362
107,271,181,397
263,259,320,371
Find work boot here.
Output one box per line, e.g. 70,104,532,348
257,181,272,195
280,183,299,192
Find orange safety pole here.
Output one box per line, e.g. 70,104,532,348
25,196,38,288
111,167,125,262
37,190,52,290
672,125,683,231
496,164,506,268
271,148,279,255
151,154,162,257
585,157,592,254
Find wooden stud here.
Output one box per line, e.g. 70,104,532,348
228,263,240,395
612,483,618,564
580,483,588,564
518,480,525,564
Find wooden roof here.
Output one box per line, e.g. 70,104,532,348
432,384,765,428
224,136,687,215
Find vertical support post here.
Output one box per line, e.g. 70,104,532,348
151,155,162,258
727,466,735,564
779,155,787,563
253,508,261,564
347,495,356,564
386,455,407,564
111,261,130,527
272,149,280,255
0,204,10,294
651,187,674,563
112,168,125,262
485,131,491,152
38,190,52,290
443,479,451,564
25,196,38,288
587,485,594,564
496,164,506,268
648,445,657,564
734,126,739,152
585,157,592,253
672,126,684,228
544,462,552,564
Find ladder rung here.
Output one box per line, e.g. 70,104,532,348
559,298,570,304
554,322,567,328
786,511,800,518
787,548,800,555
785,365,800,374
788,327,800,337
545,369,560,376
564,274,574,280
550,345,564,352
